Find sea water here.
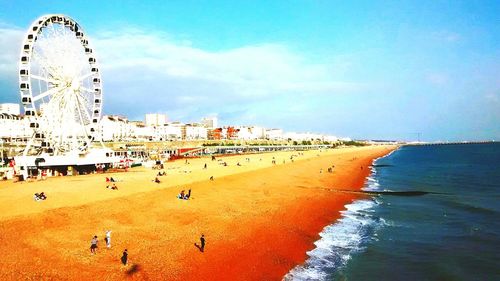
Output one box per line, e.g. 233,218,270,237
285,143,500,281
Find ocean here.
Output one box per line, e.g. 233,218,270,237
285,143,500,281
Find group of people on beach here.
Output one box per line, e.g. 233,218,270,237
90,230,112,254
33,192,47,201
106,177,118,182
106,183,118,190
89,231,129,266
328,165,335,173
177,189,191,200
157,170,167,176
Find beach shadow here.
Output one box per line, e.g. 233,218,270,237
125,264,140,276
194,243,204,252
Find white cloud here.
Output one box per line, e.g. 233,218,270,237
0,24,363,127
0,23,24,75
86,27,366,124
92,28,353,92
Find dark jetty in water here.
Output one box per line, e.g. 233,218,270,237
333,189,443,197
362,190,432,196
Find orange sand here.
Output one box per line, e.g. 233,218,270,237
0,145,396,280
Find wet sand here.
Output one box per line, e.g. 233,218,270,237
0,145,396,280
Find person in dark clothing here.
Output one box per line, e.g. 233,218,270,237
121,249,128,266
90,235,98,254
203,163,207,169
178,190,185,199
200,234,205,252
185,189,191,199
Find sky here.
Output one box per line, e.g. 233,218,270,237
0,0,498,141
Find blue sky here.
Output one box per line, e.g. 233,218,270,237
0,0,499,141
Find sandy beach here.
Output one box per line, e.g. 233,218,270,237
0,145,396,280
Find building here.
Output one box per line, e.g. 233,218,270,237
0,103,20,115
266,128,284,140
0,113,31,140
211,128,223,140
185,123,208,140
129,121,153,141
145,113,168,127
154,122,183,141
99,115,134,141
201,117,218,129
236,126,266,140
226,126,239,140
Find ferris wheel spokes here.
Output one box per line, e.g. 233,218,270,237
30,74,59,84
32,86,66,102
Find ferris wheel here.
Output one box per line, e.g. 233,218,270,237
19,14,102,156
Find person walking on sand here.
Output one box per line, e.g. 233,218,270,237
105,230,112,248
121,249,128,266
90,235,98,254
200,234,205,252
204,163,207,169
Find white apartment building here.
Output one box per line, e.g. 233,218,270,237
128,121,153,141
0,103,20,115
284,132,326,141
266,128,284,140
0,113,32,140
145,113,168,127
99,115,134,141
323,135,339,142
235,126,266,140
185,123,208,140
201,117,218,129
154,122,183,141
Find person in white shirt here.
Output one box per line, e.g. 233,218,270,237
105,230,112,248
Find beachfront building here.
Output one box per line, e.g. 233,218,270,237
99,115,135,142
0,100,343,145
235,126,266,140
210,128,223,140
154,122,183,141
0,113,32,141
266,128,284,140
284,132,327,142
0,103,20,115
235,126,252,140
324,135,339,142
129,121,153,141
185,123,208,140
201,116,218,129
226,126,239,140
145,113,168,127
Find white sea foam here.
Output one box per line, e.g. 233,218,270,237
283,150,396,281
283,199,381,281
